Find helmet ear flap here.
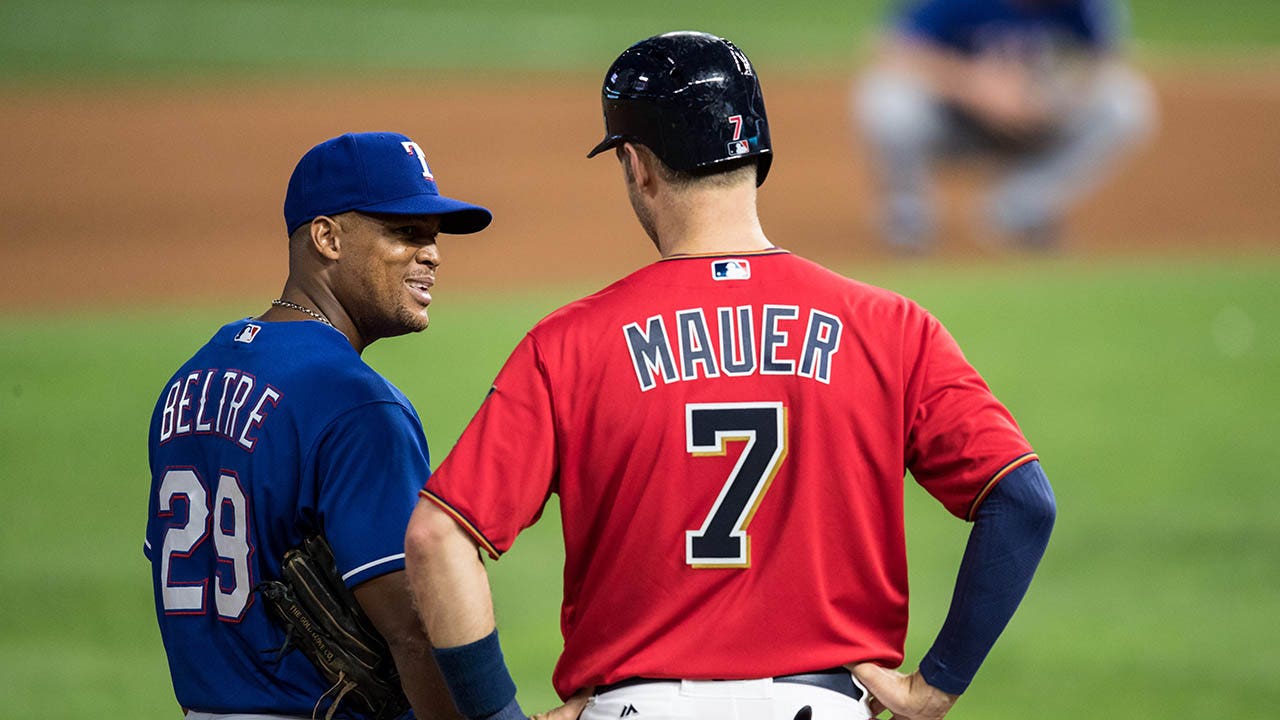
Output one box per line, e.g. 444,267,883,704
587,31,773,186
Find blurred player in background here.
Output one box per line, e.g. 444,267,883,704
405,31,1056,720
855,0,1155,252
144,131,490,719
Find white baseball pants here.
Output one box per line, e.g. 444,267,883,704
583,675,873,720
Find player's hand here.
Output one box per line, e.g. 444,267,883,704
530,687,591,720
850,663,958,720
963,58,1050,138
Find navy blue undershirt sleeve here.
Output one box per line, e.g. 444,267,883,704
919,460,1056,695
432,630,524,720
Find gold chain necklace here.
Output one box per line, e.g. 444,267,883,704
270,299,333,327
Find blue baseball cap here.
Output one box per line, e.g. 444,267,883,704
284,132,492,236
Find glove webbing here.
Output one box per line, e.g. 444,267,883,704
314,671,358,720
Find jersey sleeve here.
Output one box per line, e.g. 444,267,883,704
423,334,558,558
314,401,431,587
905,312,1037,520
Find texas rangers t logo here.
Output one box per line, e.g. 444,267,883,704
401,141,434,181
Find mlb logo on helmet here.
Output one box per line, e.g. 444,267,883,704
727,140,750,156
712,259,751,280
234,324,262,343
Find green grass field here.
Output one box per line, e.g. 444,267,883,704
2,0,1278,82
2,256,1277,717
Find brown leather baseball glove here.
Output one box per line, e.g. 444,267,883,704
257,535,410,720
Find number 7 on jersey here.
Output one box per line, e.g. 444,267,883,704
685,402,787,568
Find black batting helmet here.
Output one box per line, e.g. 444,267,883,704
586,31,773,186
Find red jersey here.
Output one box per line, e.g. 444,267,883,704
424,249,1035,698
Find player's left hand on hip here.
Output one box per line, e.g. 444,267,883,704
850,663,958,720
531,687,591,720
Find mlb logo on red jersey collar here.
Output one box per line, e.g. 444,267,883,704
234,324,262,343
712,259,751,280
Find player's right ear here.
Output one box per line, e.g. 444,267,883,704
619,143,653,191
309,216,343,260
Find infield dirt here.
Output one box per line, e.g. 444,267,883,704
1,65,1276,310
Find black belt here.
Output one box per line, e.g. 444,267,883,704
597,667,863,702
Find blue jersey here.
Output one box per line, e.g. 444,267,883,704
144,318,429,717
896,0,1121,56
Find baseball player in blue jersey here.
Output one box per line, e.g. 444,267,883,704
855,0,1154,251
144,131,491,719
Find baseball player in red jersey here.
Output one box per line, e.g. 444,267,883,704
405,32,1056,720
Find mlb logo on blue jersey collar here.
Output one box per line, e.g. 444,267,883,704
234,324,262,343
712,259,751,280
